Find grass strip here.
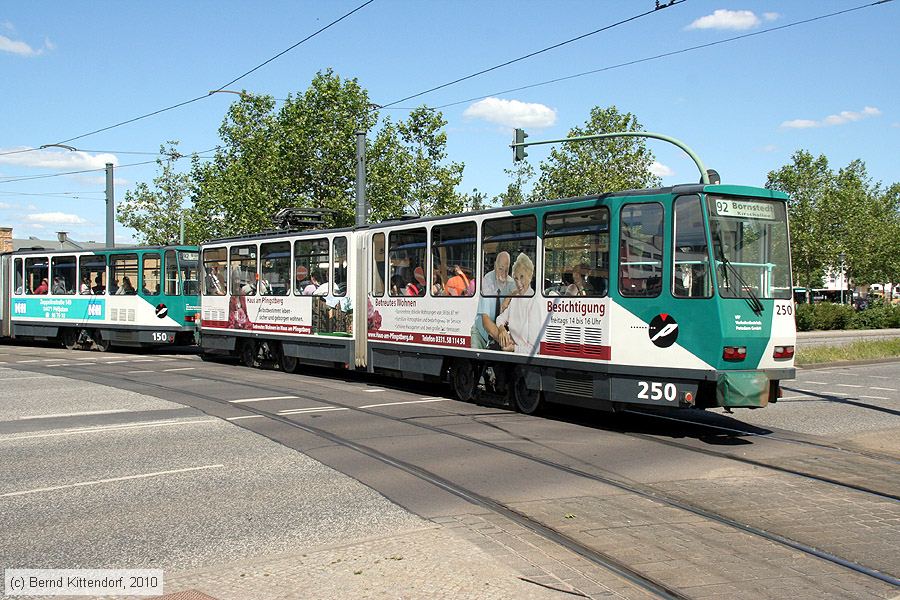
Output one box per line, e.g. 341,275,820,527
796,338,900,366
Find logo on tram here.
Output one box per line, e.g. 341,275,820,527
155,304,169,319
649,314,679,348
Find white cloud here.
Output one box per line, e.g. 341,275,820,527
0,147,119,170
463,97,557,128
687,10,760,31
2,21,14,32
780,106,881,129
763,12,780,22
0,202,11,209
0,33,54,56
25,212,87,225
649,162,674,177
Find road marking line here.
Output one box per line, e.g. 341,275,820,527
44,364,72,367
0,418,217,442
837,384,863,388
131,359,156,362
19,409,134,420
869,387,896,391
226,415,266,421
104,360,128,364
419,396,445,401
780,395,811,400
278,407,349,415
229,396,298,404
0,464,225,499
802,381,827,385
859,395,889,400
126,370,153,374
363,388,385,393
360,398,450,409
17,360,40,363
161,367,195,372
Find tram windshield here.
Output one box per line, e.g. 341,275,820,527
179,251,200,296
707,195,792,302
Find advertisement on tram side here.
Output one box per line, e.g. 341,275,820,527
202,293,353,337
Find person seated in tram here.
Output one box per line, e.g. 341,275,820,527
33,277,49,295
92,276,106,295
444,265,471,296
80,277,93,294
51,276,67,295
117,276,136,295
565,263,591,296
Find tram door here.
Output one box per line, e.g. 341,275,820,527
353,232,370,368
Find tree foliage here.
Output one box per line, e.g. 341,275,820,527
189,70,464,241
531,105,661,201
767,151,900,296
117,142,194,245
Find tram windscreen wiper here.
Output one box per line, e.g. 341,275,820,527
714,233,764,316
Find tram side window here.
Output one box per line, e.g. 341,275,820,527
110,254,138,295
164,250,178,296
51,255,76,295
141,253,161,296
482,215,537,297
431,222,476,297
673,196,712,298
388,228,427,297
543,208,610,297
333,236,348,297
260,241,290,296
619,203,664,298
13,258,24,295
80,255,106,295
294,238,329,295
372,233,385,297
25,257,49,295
230,245,258,296
202,247,227,296
180,250,200,296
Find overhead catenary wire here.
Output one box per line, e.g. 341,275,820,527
1,0,377,155
0,148,219,185
426,0,895,110
377,0,688,109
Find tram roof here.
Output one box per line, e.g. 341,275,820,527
200,182,786,246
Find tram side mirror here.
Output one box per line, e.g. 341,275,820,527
703,169,721,185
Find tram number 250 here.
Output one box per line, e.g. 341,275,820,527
636,381,678,402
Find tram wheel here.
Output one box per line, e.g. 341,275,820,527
60,328,78,350
94,331,111,352
240,340,258,368
512,368,543,415
278,344,298,373
450,359,477,402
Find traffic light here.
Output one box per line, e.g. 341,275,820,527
513,128,528,162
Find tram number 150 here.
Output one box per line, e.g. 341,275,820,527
637,381,677,402
152,332,171,342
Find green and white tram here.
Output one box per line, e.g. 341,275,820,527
199,183,795,414
1,245,200,350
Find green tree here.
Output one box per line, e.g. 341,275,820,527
494,162,535,206
766,151,835,299
118,142,194,244
532,105,660,200
189,71,464,238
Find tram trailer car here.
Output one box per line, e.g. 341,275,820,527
1,246,200,350
199,183,795,414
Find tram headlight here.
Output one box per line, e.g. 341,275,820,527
722,346,747,361
773,345,794,359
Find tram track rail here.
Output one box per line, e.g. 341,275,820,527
5,347,899,591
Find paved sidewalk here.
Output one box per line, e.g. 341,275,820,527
155,526,585,600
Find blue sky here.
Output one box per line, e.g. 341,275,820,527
1,0,897,243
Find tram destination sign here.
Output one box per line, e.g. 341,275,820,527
711,198,776,220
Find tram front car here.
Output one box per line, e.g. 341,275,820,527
654,185,795,410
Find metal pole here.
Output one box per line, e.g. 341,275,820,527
105,163,115,247
355,130,367,227
179,214,185,244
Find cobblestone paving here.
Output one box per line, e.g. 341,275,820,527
509,494,899,600
157,526,594,600
773,452,900,498
654,474,900,578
